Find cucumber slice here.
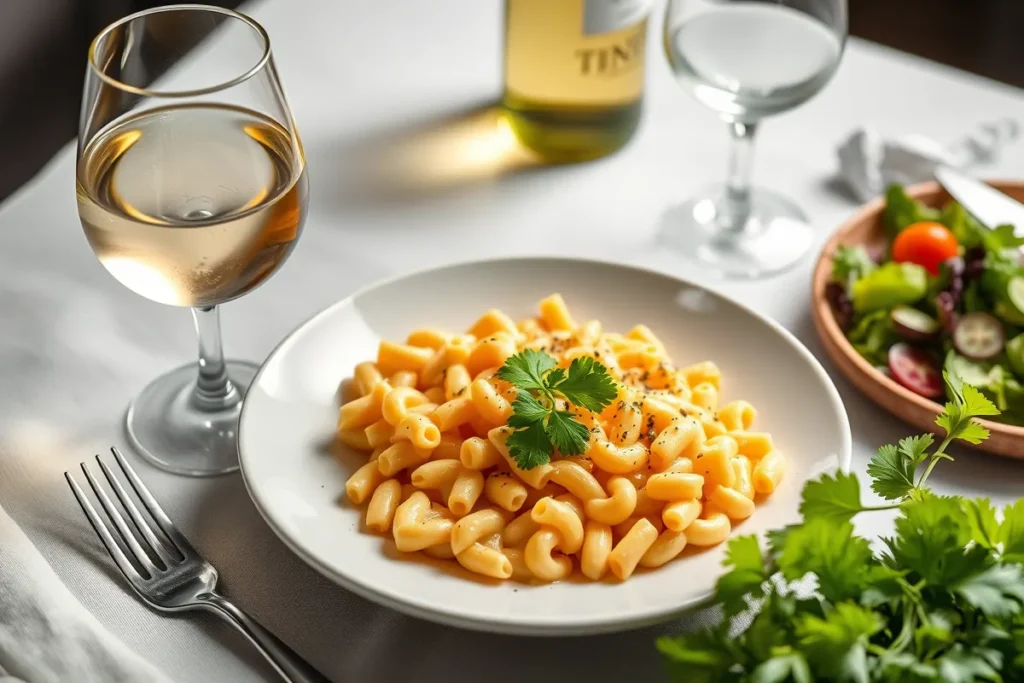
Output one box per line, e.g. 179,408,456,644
890,305,940,340
953,312,1005,360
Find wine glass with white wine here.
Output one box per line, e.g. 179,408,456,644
662,0,847,278
77,5,308,475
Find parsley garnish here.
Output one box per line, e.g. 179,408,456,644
656,372,1024,682
496,350,616,469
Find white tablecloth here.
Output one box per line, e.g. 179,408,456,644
2,1,1024,681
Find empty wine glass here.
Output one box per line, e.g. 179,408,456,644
662,0,847,278
77,5,308,475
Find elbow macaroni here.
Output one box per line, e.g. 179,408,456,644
336,295,783,583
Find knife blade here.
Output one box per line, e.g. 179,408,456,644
935,166,1024,234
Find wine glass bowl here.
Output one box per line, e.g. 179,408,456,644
661,0,847,279
76,5,307,475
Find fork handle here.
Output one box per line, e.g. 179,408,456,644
198,592,331,683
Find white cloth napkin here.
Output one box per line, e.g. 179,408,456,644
0,502,173,683
836,118,1020,202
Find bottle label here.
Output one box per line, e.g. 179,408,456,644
583,0,651,35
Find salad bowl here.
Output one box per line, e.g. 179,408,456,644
812,179,1024,458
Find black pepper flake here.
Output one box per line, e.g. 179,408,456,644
456,387,467,396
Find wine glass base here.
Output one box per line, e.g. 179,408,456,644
125,360,259,477
658,184,815,279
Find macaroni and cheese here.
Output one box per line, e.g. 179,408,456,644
338,294,784,583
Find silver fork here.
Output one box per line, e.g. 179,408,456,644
66,447,330,683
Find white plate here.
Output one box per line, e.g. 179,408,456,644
238,257,851,635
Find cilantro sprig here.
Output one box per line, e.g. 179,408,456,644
496,349,616,469
657,372,1024,682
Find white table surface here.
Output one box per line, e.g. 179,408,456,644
2,1,1024,681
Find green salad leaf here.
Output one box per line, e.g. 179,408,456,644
832,245,875,285
883,184,941,238
846,310,891,367
851,261,929,313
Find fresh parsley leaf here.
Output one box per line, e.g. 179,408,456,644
544,366,566,388
649,332,1022,682
954,564,1024,619
935,645,1002,683
499,350,617,469
867,443,917,501
545,410,591,456
966,498,1000,550
796,603,881,683
914,612,954,652
799,471,864,523
506,392,549,429
547,356,617,412
999,499,1024,563
656,624,734,683
776,519,874,603
950,419,991,445
877,652,936,680
750,653,812,683
716,535,769,617
889,494,988,586
744,607,790,663
858,564,907,608
898,433,934,465
938,371,998,444
495,349,556,392
504,422,551,470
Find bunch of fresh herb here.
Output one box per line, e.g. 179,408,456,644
657,373,1024,682
496,349,617,470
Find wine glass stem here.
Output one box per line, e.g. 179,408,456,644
190,306,240,411
721,120,759,230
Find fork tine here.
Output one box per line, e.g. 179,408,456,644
66,471,147,585
96,455,179,567
110,446,196,556
79,462,159,577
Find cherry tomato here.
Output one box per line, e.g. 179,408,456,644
891,221,960,275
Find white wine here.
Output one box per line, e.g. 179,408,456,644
77,103,308,307
503,0,649,162
665,3,842,121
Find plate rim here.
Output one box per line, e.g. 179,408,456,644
239,255,854,634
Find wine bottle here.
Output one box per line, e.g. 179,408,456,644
503,0,649,162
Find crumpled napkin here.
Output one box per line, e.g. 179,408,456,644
837,119,1019,202
0,502,173,683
